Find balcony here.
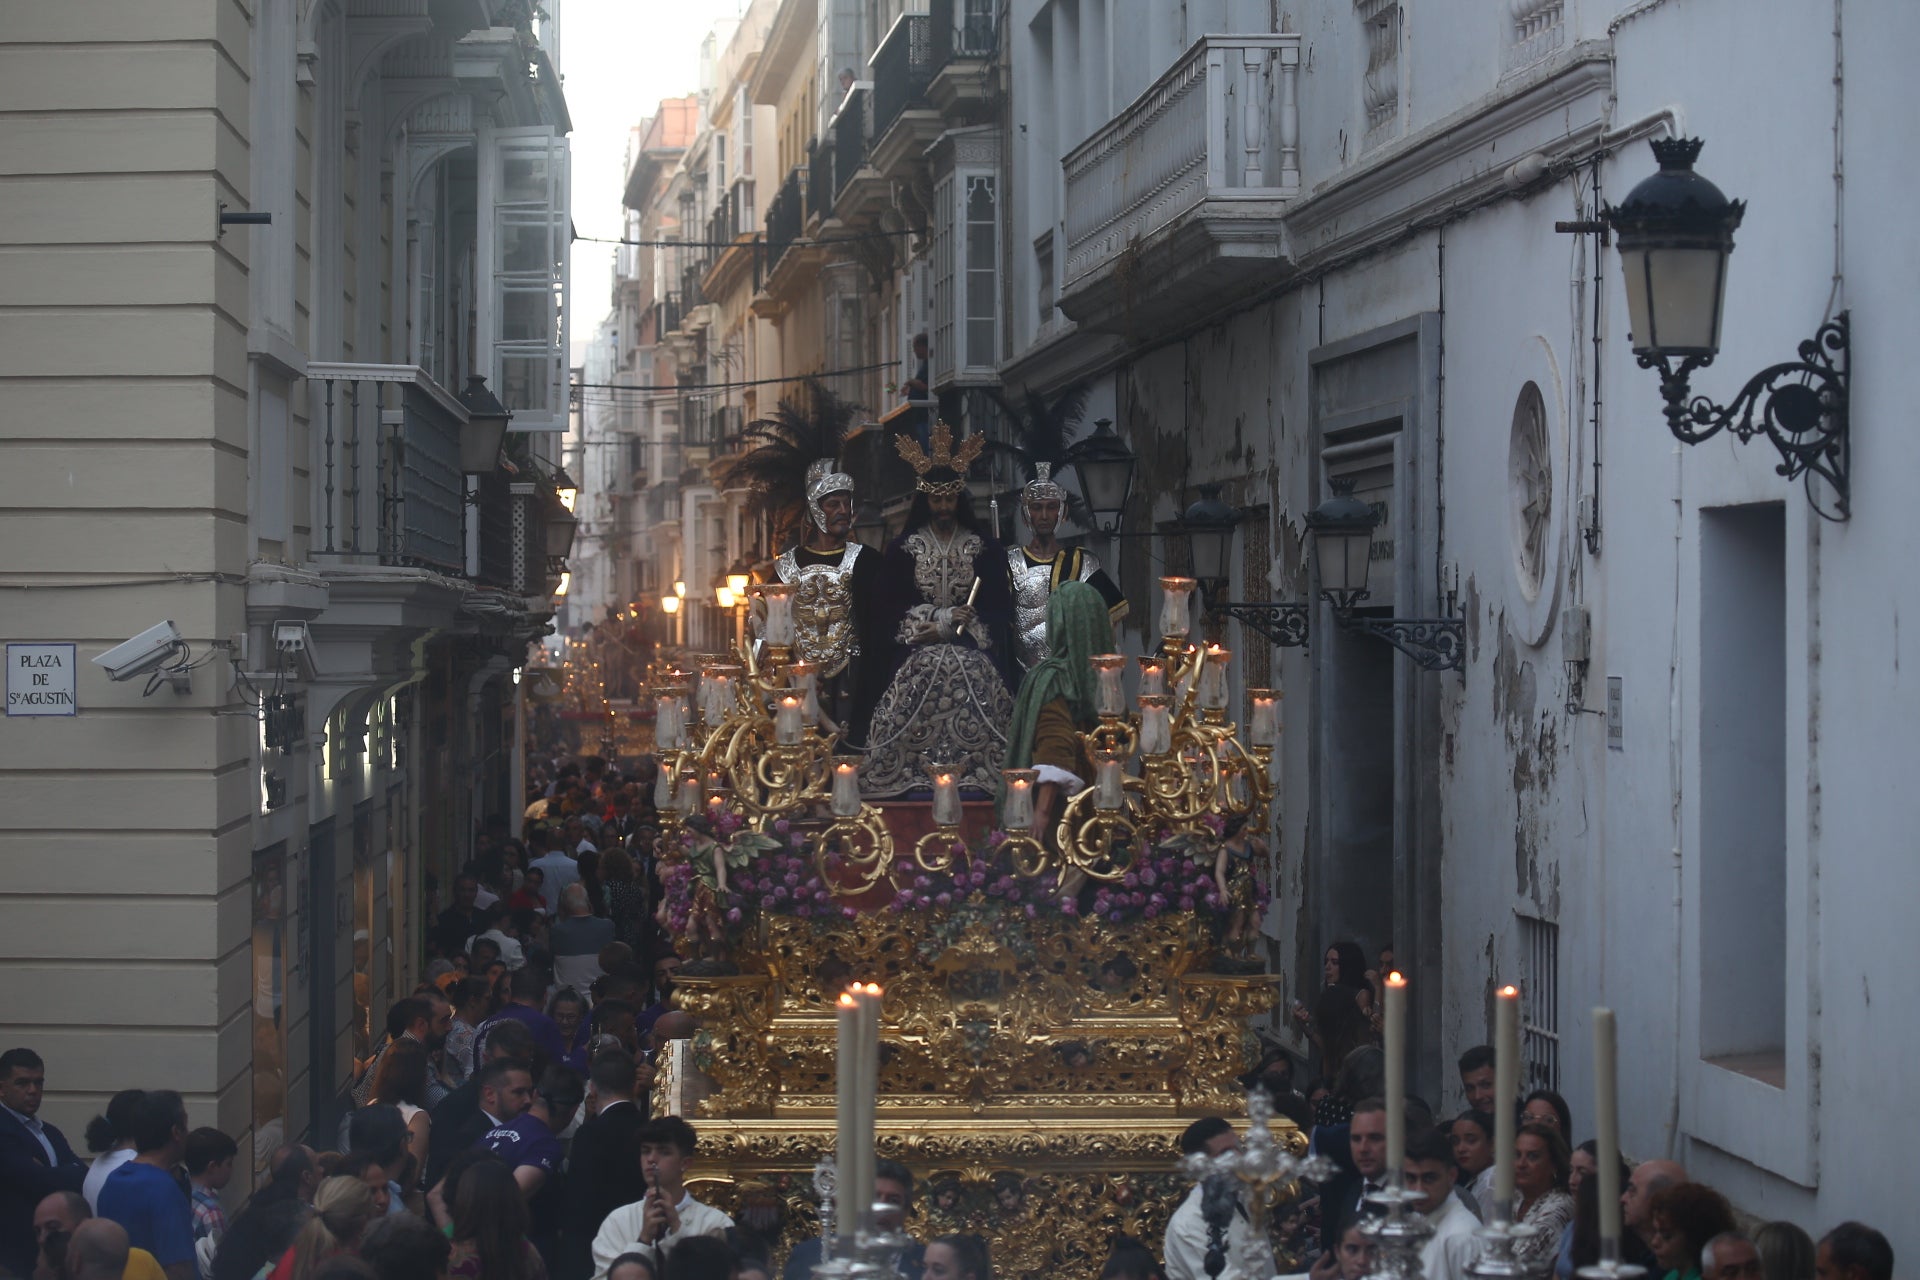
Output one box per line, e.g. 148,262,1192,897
756,166,824,318
1058,34,1302,334
868,13,941,182
307,364,470,576
830,85,891,226
702,177,758,301
764,168,804,273
807,138,837,227
928,0,998,121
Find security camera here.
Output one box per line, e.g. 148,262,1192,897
273,620,321,682
92,621,187,683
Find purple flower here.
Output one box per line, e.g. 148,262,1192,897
987,829,1008,844
1109,910,1124,923
842,906,858,919
1060,898,1078,916
934,892,953,907
726,907,743,924
1144,905,1160,919
760,894,777,910
1024,903,1038,918
774,818,791,834
797,904,813,917
1123,872,1139,888
784,871,801,888
1179,895,1195,911
773,886,789,901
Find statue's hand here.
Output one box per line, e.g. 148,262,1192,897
948,605,977,632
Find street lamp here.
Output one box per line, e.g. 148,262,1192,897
1301,477,1464,673
1602,137,1851,519
1171,485,1240,605
544,500,579,563
553,466,579,511
660,592,683,648
456,375,512,475
1064,417,1137,535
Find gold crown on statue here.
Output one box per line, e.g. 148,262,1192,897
895,421,984,497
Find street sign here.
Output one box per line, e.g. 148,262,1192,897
7,643,78,716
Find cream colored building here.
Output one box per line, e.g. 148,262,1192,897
0,0,573,1186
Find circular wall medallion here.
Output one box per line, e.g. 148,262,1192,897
1509,380,1552,603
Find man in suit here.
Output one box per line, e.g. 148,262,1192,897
0,1047,88,1277
1315,1098,1390,1272
557,1049,650,1280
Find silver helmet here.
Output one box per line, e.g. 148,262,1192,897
805,458,855,534
1022,460,1067,507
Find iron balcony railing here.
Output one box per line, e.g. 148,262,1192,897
307,364,469,576
680,261,707,316
871,13,934,142
705,177,758,252
655,291,682,338
833,86,869,202
808,138,835,222
472,471,519,590
930,0,997,71
764,167,804,273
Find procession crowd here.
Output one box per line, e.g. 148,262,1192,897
0,750,1900,1280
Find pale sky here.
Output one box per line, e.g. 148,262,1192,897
560,0,746,363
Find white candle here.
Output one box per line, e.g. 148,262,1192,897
1384,971,1408,1179
653,765,673,810
1003,769,1037,830
1159,576,1195,640
790,662,820,726
832,761,862,818
835,990,860,1239
1494,984,1520,1213
775,695,803,745
1094,756,1125,811
1249,689,1280,747
1200,645,1231,709
1137,656,1167,698
676,769,700,815
655,695,679,749
1138,695,1173,755
707,673,734,724
761,583,796,647
930,766,961,827
1594,1006,1623,1244
1091,654,1127,716
853,983,883,1226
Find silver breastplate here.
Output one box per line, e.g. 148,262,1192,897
776,543,863,676
1010,549,1056,670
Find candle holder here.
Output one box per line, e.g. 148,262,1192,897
1574,1240,1648,1280
1360,1182,1438,1280
996,768,1049,879
912,763,968,875
812,1156,839,1267
1465,1210,1550,1280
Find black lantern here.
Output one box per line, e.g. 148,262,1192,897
544,500,579,561
552,466,580,511
1304,477,1377,610
456,375,513,475
1173,485,1240,603
1064,417,1137,534
1602,137,1851,519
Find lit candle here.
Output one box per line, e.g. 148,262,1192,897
761,582,796,647
676,770,700,814
1384,971,1408,1179
1159,576,1195,640
706,672,734,724
1200,645,1231,709
1137,655,1167,698
835,990,860,1240
790,662,820,726
1003,768,1037,830
1138,695,1173,755
853,983,883,1226
1094,755,1125,811
775,694,803,745
1494,984,1520,1214
929,765,961,827
654,694,679,749
1090,654,1127,716
1594,1006,1623,1245
831,761,862,818
653,765,674,810
1249,689,1280,747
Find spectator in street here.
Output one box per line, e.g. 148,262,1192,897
62,1217,135,1280
31,1189,172,1280
480,1062,578,1269
469,905,527,972
362,1040,432,1197
210,1183,311,1280
448,1159,545,1280
183,1127,236,1253
1099,1237,1168,1280
1560,1146,1631,1279
1704,1233,1765,1280
351,997,451,1109
1645,1184,1735,1280
96,1090,195,1280
476,969,569,1072
1292,945,1374,1077
1522,1090,1573,1141
920,1235,989,1280
428,1021,536,1190
546,989,592,1075
1457,1047,1498,1117
357,1213,451,1280
1814,1224,1892,1280
436,877,488,958
781,1160,922,1280
1449,1110,1496,1220
1509,1123,1574,1273
268,1177,377,1280
1754,1222,1815,1280
81,1092,146,1214
444,978,496,1091
1319,1099,1389,1257
599,849,650,953
591,1117,733,1278
528,826,581,915
507,868,549,919
1163,1117,1258,1280
577,850,607,917
562,1050,649,1280
606,1255,657,1280
1401,1126,1477,1280
552,885,616,992
0,1047,88,1276
341,1105,411,1218
1623,1160,1688,1274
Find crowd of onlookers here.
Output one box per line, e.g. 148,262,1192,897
0,756,1898,1280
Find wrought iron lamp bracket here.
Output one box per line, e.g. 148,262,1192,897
1330,590,1466,673
1645,312,1850,520
1213,600,1311,649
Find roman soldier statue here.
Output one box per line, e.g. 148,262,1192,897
1008,462,1128,672
765,458,877,734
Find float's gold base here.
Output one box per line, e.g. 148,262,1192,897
667,907,1298,1278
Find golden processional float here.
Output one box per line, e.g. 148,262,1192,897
645,576,1315,1279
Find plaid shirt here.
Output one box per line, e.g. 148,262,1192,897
190,1185,225,1241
